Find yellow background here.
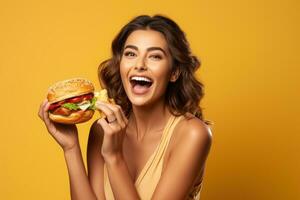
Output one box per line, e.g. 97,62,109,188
0,0,299,199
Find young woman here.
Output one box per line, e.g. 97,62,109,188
38,15,212,200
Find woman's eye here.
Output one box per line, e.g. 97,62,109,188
124,51,136,57
150,54,162,60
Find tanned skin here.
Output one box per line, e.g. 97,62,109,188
38,29,212,200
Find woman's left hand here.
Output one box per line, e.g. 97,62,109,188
95,100,128,162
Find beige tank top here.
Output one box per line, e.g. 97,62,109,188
103,115,203,200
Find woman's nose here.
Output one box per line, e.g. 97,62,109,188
134,56,147,71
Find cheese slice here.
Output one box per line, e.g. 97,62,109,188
78,102,91,111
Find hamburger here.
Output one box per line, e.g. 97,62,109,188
47,77,109,124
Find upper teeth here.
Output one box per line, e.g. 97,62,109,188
131,76,152,82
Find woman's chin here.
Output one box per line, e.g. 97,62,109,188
127,88,153,106
129,98,151,107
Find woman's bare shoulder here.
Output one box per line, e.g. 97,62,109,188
178,113,212,133
172,113,213,150
158,113,212,198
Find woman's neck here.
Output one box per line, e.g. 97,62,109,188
128,99,172,142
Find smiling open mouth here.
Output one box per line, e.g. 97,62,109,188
129,76,153,94
130,76,153,87
130,79,153,88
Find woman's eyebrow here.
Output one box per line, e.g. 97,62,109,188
124,45,138,51
124,45,167,55
147,47,167,56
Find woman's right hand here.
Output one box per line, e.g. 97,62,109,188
38,99,79,152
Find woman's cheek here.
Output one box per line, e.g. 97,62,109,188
155,75,169,92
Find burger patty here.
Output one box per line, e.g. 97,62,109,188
52,107,74,116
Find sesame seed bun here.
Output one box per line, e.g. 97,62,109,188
47,77,94,103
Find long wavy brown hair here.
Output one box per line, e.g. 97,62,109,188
98,15,212,125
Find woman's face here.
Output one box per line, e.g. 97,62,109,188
120,29,174,107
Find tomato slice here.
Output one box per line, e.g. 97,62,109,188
66,93,94,103
83,93,93,101
49,104,58,111
48,100,66,111
67,96,83,103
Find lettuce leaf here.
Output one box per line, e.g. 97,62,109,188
88,97,97,110
61,97,97,111
62,103,79,110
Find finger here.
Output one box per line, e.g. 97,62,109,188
95,101,123,133
42,102,52,126
39,101,56,134
111,103,128,126
97,118,113,135
100,102,126,129
95,101,117,123
107,100,128,124
38,99,48,120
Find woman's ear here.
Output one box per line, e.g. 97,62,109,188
170,68,181,82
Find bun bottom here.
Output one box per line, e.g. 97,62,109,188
49,110,95,124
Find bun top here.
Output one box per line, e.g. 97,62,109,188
47,78,94,103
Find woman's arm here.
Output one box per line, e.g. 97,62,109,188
87,119,138,200
105,155,141,200
95,101,141,199
64,144,98,200
38,99,98,200
86,120,107,200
